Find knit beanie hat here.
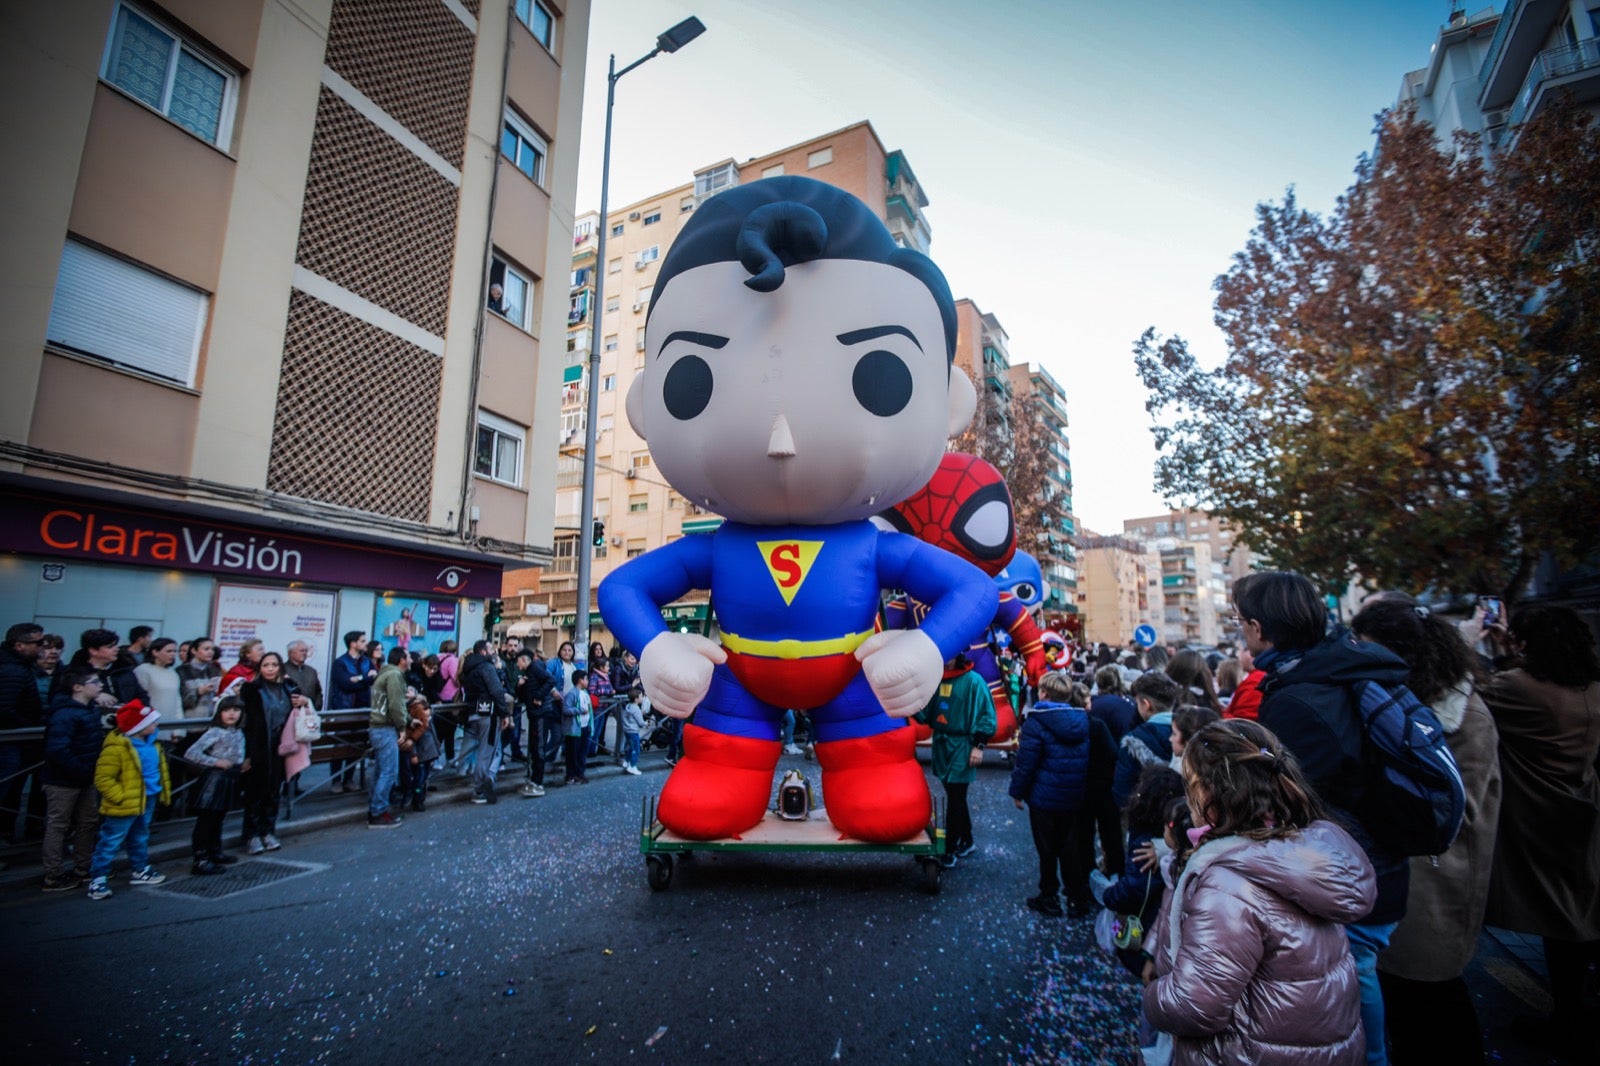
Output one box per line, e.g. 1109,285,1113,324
116,699,161,735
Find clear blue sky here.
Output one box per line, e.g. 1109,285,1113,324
574,0,1479,532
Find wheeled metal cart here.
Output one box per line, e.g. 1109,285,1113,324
639,793,947,894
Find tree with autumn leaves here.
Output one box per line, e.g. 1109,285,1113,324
952,371,1072,566
1136,99,1600,602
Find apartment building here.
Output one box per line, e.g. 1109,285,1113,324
1123,509,1244,646
1008,362,1078,615
1397,2,1600,155
499,122,942,646
1,0,589,679
1076,532,1158,646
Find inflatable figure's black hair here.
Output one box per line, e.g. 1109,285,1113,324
648,176,957,363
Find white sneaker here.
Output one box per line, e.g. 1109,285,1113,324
246,837,265,855
519,783,546,797
129,866,167,885
783,744,803,756
625,764,641,775
261,833,282,851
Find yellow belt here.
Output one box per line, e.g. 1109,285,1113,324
721,628,874,660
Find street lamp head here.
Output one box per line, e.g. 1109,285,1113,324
656,15,705,53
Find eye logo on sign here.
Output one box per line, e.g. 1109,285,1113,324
434,566,471,592
756,540,823,606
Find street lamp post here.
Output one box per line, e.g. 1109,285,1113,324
574,16,705,667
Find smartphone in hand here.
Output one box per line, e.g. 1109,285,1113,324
1480,596,1503,629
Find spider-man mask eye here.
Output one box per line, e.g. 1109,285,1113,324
875,453,1017,575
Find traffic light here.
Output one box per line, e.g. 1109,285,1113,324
487,598,503,625
592,519,605,547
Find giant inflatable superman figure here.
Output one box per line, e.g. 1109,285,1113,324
878,454,1047,746
597,177,998,843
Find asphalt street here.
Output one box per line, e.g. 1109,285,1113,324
0,749,1577,1065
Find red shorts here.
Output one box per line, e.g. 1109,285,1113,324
723,649,861,710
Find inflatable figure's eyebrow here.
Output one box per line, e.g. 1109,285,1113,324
836,325,922,351
657,330,730,358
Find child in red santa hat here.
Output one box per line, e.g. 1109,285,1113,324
85,699,172,900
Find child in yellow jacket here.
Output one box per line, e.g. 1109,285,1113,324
86,700,172,901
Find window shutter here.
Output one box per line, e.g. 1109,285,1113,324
46,240,207,387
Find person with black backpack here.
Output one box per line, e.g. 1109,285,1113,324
1235,571,1464,1066
459,640,512,805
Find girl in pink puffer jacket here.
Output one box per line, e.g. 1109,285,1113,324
1143,718,1377,1066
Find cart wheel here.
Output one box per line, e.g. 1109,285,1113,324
646,855,674,891
918,857,942,895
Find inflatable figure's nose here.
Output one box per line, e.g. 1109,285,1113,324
767,414,796,459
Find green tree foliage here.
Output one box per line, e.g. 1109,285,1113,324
1135,100,1600,601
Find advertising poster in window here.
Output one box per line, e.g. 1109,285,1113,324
373,596,460,658
211,585,336,687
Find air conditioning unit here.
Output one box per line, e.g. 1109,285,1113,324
611,536,623,546
628,211,641,220
1484,108,1509,128
625,467,637,479
635,260,650,270
632,301,645,311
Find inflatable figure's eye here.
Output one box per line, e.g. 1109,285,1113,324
852,350,912,417
1012,582,1037,603
663,355,713,420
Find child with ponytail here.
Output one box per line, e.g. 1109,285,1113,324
1142,718,1377,1065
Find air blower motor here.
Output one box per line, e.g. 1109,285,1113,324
777,769,814,820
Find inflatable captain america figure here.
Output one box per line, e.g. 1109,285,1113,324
597,177,998,843
878,453,1048,746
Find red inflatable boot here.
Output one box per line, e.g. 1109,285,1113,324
656,724,780,840
815,727,931,843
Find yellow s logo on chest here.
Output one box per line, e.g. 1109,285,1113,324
756,540,824,606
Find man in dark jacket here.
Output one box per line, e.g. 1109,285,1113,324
460,640,512,804
1,622,46,838
515,650,558,798
52,629,147,707
1237,570,1413,1066
40,667,107,889
328,631,375,792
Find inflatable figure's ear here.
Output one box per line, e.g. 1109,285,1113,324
626,375,647,440
947,367,977,438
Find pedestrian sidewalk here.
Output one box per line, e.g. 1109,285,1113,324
0,752,659,892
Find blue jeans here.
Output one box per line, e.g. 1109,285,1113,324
588,704,611,756
89,805,154,878
780,709,795,746
624,731,641,766
1346,920,1399,1065
469,715,501,796
369,728,399,817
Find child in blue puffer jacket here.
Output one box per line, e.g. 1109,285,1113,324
1008,672,1116,918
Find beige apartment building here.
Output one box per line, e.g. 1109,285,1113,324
501,122,943,645
1,0,588,677
1077,531,1159,646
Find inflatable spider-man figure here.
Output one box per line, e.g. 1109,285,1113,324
878,453,1047,746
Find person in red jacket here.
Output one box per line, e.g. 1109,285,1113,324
1223,647,1264,720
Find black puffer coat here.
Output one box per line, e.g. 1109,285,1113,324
43,694,107,787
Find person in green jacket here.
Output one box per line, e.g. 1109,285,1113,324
86,699,172,900
915,655,997,866
368,647,410,828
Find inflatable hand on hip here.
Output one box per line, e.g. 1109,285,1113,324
854,629,943,718
638,631,726,719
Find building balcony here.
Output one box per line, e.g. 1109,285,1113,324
1508,37,1600,128
1479,0,1567,110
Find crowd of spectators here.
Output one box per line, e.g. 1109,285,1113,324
986,576,1599,1065
0,623,667,893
